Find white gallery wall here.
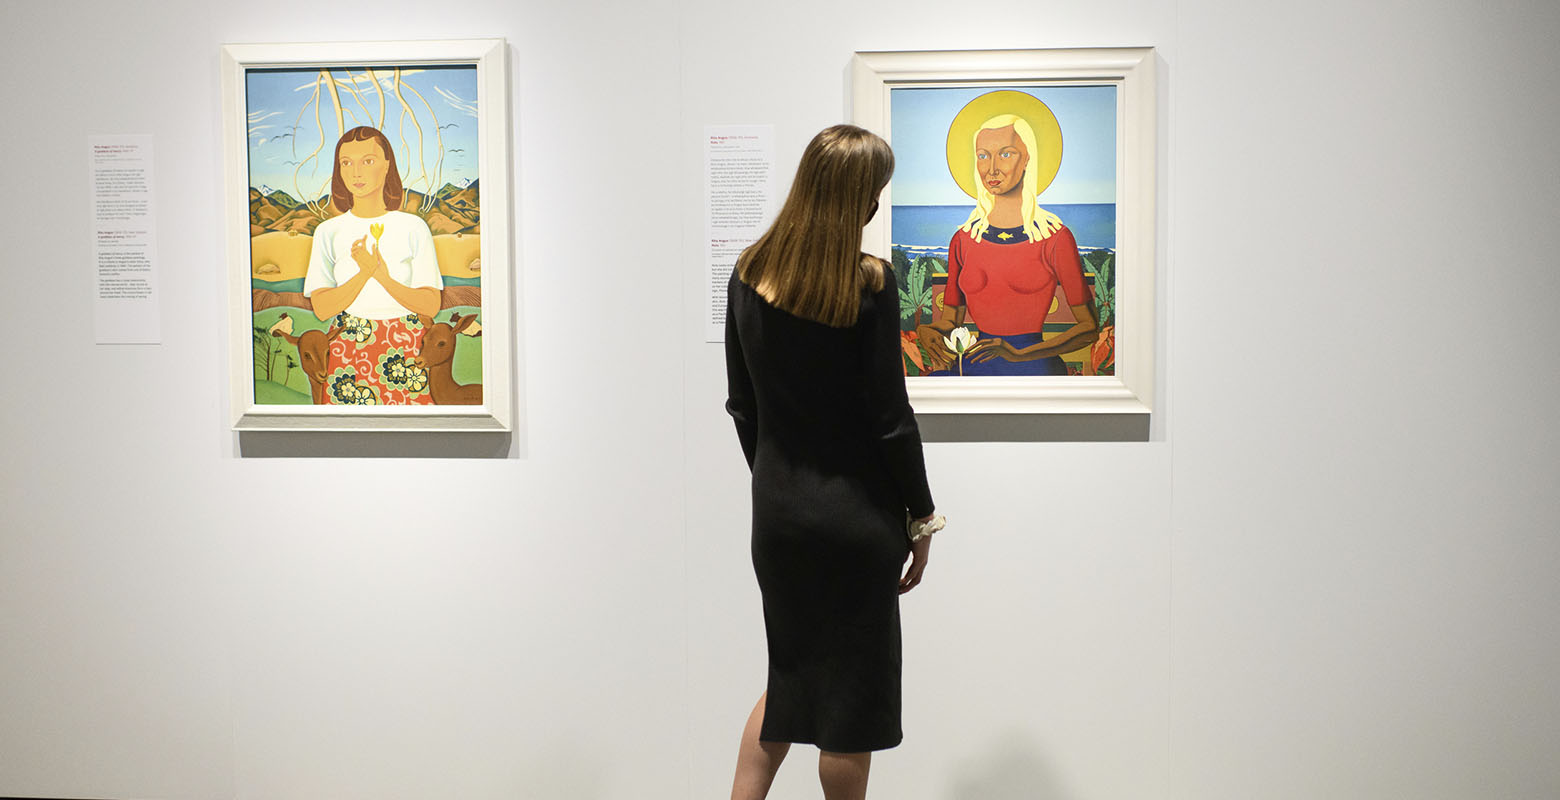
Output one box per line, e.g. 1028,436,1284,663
1,1,1556,799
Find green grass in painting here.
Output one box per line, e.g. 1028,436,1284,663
446,305,484,385
252,307,322,399
256,380,312,405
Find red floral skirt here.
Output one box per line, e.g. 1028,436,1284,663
323,315,433,405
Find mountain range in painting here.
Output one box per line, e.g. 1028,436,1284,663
248,181,481,237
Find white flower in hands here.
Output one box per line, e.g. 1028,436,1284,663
944,326,975,355
943,326,977,376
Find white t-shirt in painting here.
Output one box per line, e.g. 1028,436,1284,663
304,210,443,321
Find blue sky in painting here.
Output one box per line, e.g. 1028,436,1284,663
890,85,1117,206
245,65,479,201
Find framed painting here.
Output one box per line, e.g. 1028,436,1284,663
852,48,1156,414
222,39,512,430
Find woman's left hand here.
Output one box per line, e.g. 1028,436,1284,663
370,250,390,282
350,236,389,283
967,337,1019,363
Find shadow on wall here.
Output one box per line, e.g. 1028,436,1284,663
917,413,1150,443
945,732,1070,800
236,430,518,458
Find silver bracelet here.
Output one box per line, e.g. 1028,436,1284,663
908,514,946,543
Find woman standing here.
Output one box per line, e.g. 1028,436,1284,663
304,125,444,404
725,125,943,800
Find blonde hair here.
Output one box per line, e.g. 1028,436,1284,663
960,114,1062,243
736,125,892,327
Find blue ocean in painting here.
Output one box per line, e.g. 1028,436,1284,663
893,203,1115,257
253,276,483,292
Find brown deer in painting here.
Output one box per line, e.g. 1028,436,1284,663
273,326,342,404
415,313,482,405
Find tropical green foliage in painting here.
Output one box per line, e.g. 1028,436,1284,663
1084,249,1115,328
899,257,935,326
892,247,951,376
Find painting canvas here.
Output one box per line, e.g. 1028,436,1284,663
224,40,511,430
890,85,1118,379
853,49,1156,414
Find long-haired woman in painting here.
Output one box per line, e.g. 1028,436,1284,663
303,125,443,404
725,124,943,800
918,107,1099,376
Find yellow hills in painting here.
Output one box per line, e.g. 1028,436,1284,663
250,230,482,281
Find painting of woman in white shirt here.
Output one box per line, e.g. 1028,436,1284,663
303,126,444,404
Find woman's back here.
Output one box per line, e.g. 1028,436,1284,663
726,269,930,503
729,276,873,447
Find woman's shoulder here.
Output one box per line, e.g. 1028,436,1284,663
387,209,434,233
728,271,751,304
859,253,892,284
316,210,347,228
1032,207,1069,242
858,255,897,319
1038,219,1077,248
312,212,355,239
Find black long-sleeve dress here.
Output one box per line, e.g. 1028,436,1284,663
724,266,935,753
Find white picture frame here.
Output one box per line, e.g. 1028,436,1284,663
222,39,513,431
852,48,1156,415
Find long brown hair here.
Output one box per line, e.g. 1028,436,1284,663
736,125,893,327
330,126,404,212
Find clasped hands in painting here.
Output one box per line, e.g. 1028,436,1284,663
916,308,1100,371
349,235,391,283
914,318,1045,368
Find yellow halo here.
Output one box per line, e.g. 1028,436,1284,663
945,90,1064,199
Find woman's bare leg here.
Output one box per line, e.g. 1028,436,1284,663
731,692,789,800
818,751,871,800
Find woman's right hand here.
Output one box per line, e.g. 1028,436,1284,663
349,235,382,274
916,320,958,372
900,528,931,594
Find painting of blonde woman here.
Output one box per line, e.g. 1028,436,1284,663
889,86,1118,378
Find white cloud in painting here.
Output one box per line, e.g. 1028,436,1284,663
435,86,478,119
